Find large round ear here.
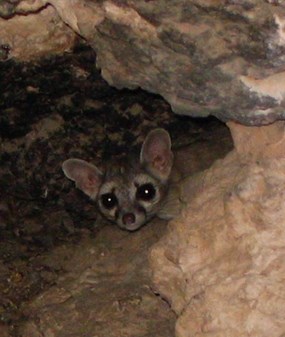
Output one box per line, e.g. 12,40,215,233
62,159,103,199
140,129,173,181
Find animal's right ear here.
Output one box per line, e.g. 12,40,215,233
62,159,103,199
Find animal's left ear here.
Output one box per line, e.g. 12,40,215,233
140,128,173,181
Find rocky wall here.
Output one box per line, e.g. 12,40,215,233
1,1,285,336
1,1,285,124
0,5,75,60
150,121,285,337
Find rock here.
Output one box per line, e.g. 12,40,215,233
0,323,10,337
149,121,285,337
18,222,176,337
1,1,285,123
1,1,285,336
0,5,75,60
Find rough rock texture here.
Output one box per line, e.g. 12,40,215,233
2,1,285,124
150,121,285,337
0,5,75,60
18,222,176,337
1,1,285,336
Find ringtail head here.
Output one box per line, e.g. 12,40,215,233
62,129,173,231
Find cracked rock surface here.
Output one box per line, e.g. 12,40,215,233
2,1,285,124
150,121,285,337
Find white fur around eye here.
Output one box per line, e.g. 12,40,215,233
99,182,116,196
134,174,157,186
132,174,161,207
97,182,118,218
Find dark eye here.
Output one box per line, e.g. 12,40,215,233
136,183,156,201
100,193,118,209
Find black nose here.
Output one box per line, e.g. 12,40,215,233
122,213,136,225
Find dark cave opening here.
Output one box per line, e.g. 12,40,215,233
0,42,232,336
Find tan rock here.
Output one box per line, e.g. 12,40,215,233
19,222,176,337
2,1,285,123
150,121,285,337
0,5,75,60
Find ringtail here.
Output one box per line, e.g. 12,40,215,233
62,129,183,231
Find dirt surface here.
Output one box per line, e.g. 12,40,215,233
0,41,232,336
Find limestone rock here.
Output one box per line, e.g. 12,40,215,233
150,121,285,337
0,5,75,60
1,1,285,123
18,222,176,337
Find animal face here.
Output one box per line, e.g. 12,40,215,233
62,129,173,231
